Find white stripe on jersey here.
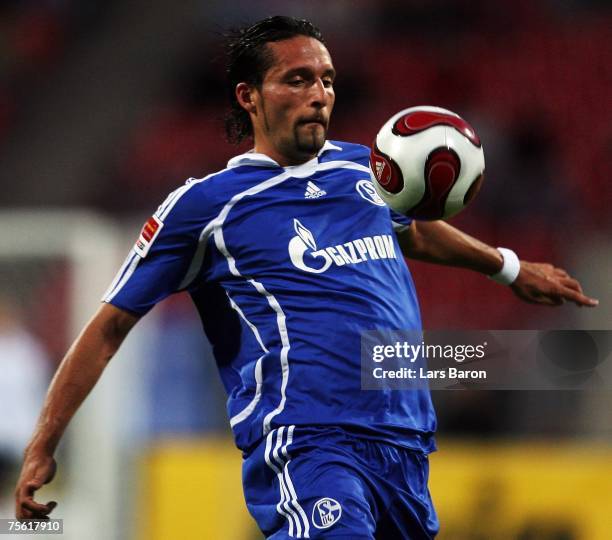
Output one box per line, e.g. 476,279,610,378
178,160,379,433
105,169,229,304
392,220,411,232
102,250,138,301
179,160,370,290
208,170,290,274
155,171,229,221
250,278,290,435
226,293,269,354
104,251,140,302
194,170,294,436
227,291,268,428
158,182,193,221
155,184,185,219
316,159,370,175
229,354,264,428
177,225,211,289
109,159,381,435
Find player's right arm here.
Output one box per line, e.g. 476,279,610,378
15,178,219,520
15,303,139,520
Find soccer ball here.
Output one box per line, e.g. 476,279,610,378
370,106,485,220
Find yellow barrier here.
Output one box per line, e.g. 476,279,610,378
135,439,259,540
430,441,612,539
136,439,612,540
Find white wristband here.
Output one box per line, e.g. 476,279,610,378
488,247,521,285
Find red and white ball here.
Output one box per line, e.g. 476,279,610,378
370,106,485,220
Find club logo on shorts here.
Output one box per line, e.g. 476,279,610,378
312,497,342,529
356,179,386,206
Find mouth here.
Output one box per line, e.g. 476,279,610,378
299,118,327,128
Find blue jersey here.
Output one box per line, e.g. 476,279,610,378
103,140,436,453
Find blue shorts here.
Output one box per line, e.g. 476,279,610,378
242,425,439,539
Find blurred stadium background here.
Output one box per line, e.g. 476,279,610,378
0,0,610,539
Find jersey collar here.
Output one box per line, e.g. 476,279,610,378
227,140,342,168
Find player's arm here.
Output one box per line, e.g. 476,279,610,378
397,219,598,307
15,302,139,520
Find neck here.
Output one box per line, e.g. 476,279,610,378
253,139,319,167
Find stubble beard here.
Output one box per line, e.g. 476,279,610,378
260,100,328,163
271,122,327,165
294,123,327,155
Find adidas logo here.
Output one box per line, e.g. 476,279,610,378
375,160,385,180
304,181,326,199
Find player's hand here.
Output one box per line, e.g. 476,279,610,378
510,261,599,307
15,452,58,520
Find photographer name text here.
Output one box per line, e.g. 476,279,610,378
372,366,486,380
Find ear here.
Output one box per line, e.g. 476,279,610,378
235,82,258,114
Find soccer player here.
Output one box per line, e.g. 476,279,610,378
15,16,597,539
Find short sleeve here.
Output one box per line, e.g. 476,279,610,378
102,182,213,315
390,209,413,233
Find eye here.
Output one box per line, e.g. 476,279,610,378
288,78,305,87
322,78,334,88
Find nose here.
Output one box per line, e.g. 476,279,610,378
309,78,330,108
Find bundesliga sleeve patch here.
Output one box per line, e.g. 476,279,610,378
134,215,163,258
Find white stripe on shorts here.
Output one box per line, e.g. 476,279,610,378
264,426,309,538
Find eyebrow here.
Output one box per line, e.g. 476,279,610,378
283,67,337,79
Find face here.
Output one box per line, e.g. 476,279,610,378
237,36,336,166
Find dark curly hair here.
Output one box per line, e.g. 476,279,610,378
224,16,325,144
